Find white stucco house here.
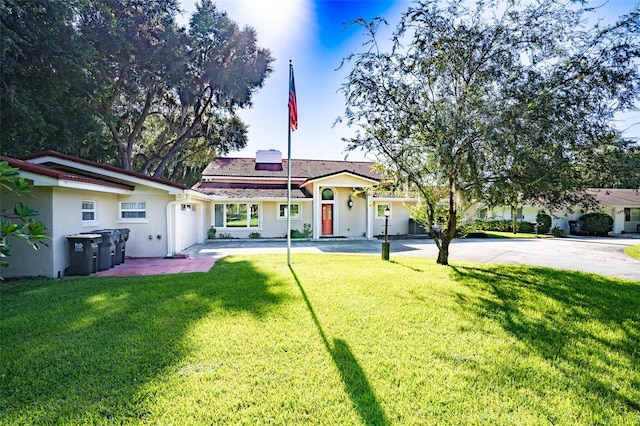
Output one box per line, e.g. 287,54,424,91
192,150,418,240
469,188,640,235
0,150,418,278
0,151,211,279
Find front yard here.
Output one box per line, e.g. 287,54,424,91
1,254,639,424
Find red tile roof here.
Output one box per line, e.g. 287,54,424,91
201,157,382,181
0,156,134,191
19,151,188,190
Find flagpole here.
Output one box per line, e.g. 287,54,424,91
287,60,293,266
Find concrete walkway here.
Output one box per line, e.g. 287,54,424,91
188,236,640,282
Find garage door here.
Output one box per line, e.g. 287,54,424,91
178,204,198,250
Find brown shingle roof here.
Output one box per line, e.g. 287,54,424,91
201,157,381,181
587,188,640,206
192,182,310,199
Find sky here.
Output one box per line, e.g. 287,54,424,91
177,0,640,162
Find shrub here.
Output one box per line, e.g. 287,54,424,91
291,224,312,239
248,232,261,239
536,212,552,234
518,221,534,233
207,226,216,239
580,212,613,236
550,226,565,237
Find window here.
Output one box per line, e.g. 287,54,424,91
476,208,487,220
214,203,260,228
181,204,196,211
120,202,147,221
82,200,96,224
625,208,640,222
278,203,300,219
376,203,391,219
321,188,334,200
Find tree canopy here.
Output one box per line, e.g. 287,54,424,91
340,0,640,265
1,0,273,183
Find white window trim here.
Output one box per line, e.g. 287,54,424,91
277,203,301,220
82,200,98,227
119,201,148,223
375,203,391,220
214,202,261,229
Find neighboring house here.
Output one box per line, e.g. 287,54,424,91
0,151,211,279
469,188,640,234
192,150,418,240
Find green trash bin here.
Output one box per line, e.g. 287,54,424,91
66,234,101,276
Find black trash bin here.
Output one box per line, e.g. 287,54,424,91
84,229,120,270
101,229,124,265
118,228,130,263
65,234,101,276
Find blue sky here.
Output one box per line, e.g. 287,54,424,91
178,0,639,161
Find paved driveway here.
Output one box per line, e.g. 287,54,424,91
189,236,640,282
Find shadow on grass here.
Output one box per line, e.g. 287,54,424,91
450,264,640,412
0,258,285,424
289,266,390,426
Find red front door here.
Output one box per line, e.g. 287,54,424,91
322,204,333,235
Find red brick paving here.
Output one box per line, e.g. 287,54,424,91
94,256,218,277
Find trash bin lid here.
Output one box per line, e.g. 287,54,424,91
66,234,102,239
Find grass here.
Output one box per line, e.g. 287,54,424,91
2,254,639,425
625,244,640,260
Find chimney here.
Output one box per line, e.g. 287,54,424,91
255,150,283,171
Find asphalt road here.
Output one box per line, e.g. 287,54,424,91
190,236,640,282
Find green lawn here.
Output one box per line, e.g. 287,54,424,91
625,245,640,260
2,255,639,425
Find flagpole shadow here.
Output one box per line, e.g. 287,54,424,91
289,266,390,425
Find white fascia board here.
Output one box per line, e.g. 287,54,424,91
209,196,313,202
203,176,306,184
373,196,420,202
19,171,132,195
301,172,379,188
27,156,182,193
59,180,133,194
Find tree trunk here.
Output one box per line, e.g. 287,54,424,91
511,203,518,234
436,239,450,265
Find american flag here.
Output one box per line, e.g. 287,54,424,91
289,63,298,132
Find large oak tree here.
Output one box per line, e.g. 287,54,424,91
340,0,640,265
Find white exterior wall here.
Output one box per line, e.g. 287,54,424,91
334,187,367,238
209,200,313,239
371,200,412,236
117,191,172,258
0,187,55,278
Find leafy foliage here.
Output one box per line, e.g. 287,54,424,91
579,212,614,236
1,0,273,183
536,212,552,235
0,0,109,159
0,162,49,269
340,0,640,265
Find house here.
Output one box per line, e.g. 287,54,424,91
0,151,211,279
0,150,418,278
192,150,418,240
469,188,640,234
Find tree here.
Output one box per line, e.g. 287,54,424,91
0,0,107,159
83,0,273,179
340,0,640,265
0,162,49,270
